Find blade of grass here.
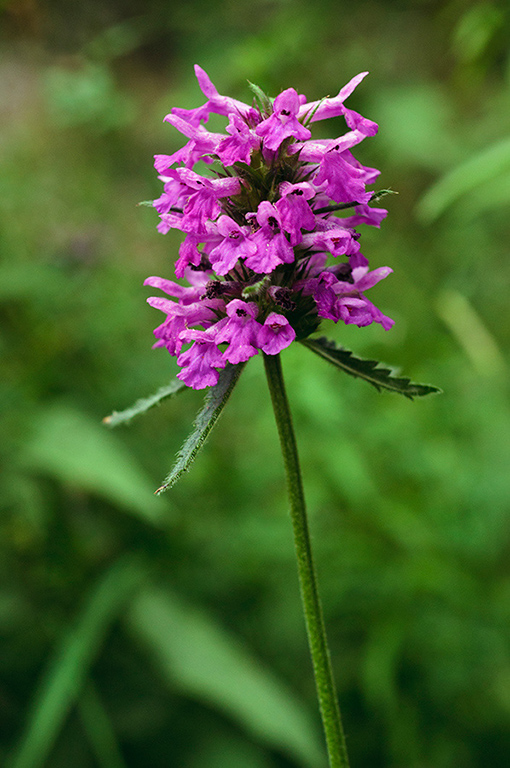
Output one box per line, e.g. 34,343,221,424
78,682,128,768
7,556,145,768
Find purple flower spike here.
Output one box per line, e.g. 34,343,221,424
146,66,393,388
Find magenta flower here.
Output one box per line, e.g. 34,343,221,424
314,150,375,205
217,113,260,166
255,88,311,150
215,299,261,364
208,215,258,275
244,201,295,273
145,65,394,389
258,313,296,354
275,182,316,246
176,327,227,389
298,71,369,123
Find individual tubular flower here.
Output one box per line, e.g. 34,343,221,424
208,216,258,275
255,88,311,150
176,327,227,389
145,66,394,389
275,182,316,246
258,313,296,354
244,202,295,273
214,299,261,364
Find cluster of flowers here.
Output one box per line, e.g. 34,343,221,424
145,66,393,389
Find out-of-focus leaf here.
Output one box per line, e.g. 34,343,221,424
436,289,506,376
43,62,134,131
453,4,504,63
368,83,461,172
78,682,128,768
83,17,153,62
103,378,188,427
23,404,168,525
185,729,274,768
302,338,441,398
155,363,245,494
417,136,510,221
361,621,403,712
7,557,145,768
0,263,61,302
127,587,326,768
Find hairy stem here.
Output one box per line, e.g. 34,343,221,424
263,352,350,768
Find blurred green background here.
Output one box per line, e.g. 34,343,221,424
2,1,510,766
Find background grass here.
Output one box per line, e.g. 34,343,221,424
1,1,510,766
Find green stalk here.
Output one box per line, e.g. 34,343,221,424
263,352,350,768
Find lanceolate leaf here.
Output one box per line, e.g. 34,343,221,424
155,363,245,494
302,337,441,398
103,378,188,427
127,588,325,768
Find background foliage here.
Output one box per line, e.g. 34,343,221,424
1,1,510,766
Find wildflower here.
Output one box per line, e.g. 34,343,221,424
146,65,393,389
255,88,311,150
106,67,440,768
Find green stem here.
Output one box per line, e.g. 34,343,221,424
263,352,350,768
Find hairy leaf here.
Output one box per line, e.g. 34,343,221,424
103,378,188,427
155,363,245,494
302,337,441,398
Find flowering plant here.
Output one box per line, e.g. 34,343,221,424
106,66,439,768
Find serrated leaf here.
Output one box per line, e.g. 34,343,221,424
370,188,398,203
155,363,245,494
103,378,188,427
302,337,441,398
